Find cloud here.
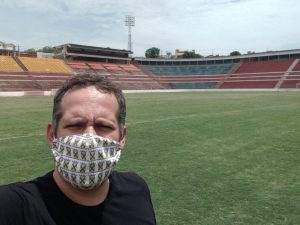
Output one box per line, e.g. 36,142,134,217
0,0,299,56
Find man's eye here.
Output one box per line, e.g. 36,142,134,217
67,124,81,128
97,125,113,130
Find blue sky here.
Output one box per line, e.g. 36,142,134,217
0,0,299,57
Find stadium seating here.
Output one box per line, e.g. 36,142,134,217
139,63,236,76
66,61,142,75
219,59,298,89
136,63,235,89
166,82,218,89
0,56,23,72
1,56,300,91
19,57,72,73
234,60,293,73
278,71,300,88
0,72,70,91
66,61,90,70
220,80,278,88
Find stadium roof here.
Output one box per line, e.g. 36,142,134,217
55,43,132,54
55,43,133,63
134,49,300,62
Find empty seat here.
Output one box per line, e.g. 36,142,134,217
234,60,293,73
0,56,23,72
19,57,72,73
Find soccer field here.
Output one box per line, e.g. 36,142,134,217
0,91,299,225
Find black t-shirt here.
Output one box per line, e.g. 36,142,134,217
0,171,156,225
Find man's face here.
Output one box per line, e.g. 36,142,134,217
47,85,126,149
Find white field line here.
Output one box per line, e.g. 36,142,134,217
0,134,44,141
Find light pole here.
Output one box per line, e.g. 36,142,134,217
125,15,135,54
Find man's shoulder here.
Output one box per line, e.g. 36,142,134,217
0,181,43,212
0,182,39,223
109,171,152,202
0,181,39,201
104,172,156,224
0,176,55,225
110,171,149,189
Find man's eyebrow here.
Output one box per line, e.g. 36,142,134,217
62,117,86,123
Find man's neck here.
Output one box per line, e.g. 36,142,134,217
52,170,110,206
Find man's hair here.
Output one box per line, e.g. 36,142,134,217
52,73,126,137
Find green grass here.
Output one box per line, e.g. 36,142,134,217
0,92,299,225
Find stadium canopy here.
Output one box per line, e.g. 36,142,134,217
55,43,133,64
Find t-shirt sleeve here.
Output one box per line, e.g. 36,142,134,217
0,183,56,225
0,184,26,224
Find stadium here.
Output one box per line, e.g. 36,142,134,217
0,42,299,224
0,3,300,224
0,43,300,94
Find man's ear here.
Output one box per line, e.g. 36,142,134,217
47,123,54,146
120,126,127,150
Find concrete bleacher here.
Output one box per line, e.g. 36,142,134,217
66,61,142,75
65,61,162,89
19,57,72,73
151,74,227,89
1,56,299,91
66,61,90,70
0,56,23,72
234,60,293,73
140,63,236,76
137,63,235,89
219,59,299,89
0,59,164,91
0,72,70,91
0,80,66,92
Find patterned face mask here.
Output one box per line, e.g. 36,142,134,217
51,133,121,190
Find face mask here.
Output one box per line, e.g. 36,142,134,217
51,133,121,190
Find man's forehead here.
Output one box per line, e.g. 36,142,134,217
59,86,119,116
61,86,115,103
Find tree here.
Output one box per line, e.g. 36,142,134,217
165,51,172,58
247,51,255,54
229,51,241,56
145,47,160,58
24,48,36,53
39,46,58,53
179,51,203,59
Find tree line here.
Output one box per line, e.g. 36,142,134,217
144,47,255,59
23,46,254,58
23,46,58,54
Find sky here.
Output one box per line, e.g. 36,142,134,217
0,0,299,57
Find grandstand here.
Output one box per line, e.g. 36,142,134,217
0,45,300,92
0,55,71,91
135,49,300,89
219,59,297,89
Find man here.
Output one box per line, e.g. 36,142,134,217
0,73,156,225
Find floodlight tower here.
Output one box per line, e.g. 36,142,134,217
125,15,135,53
